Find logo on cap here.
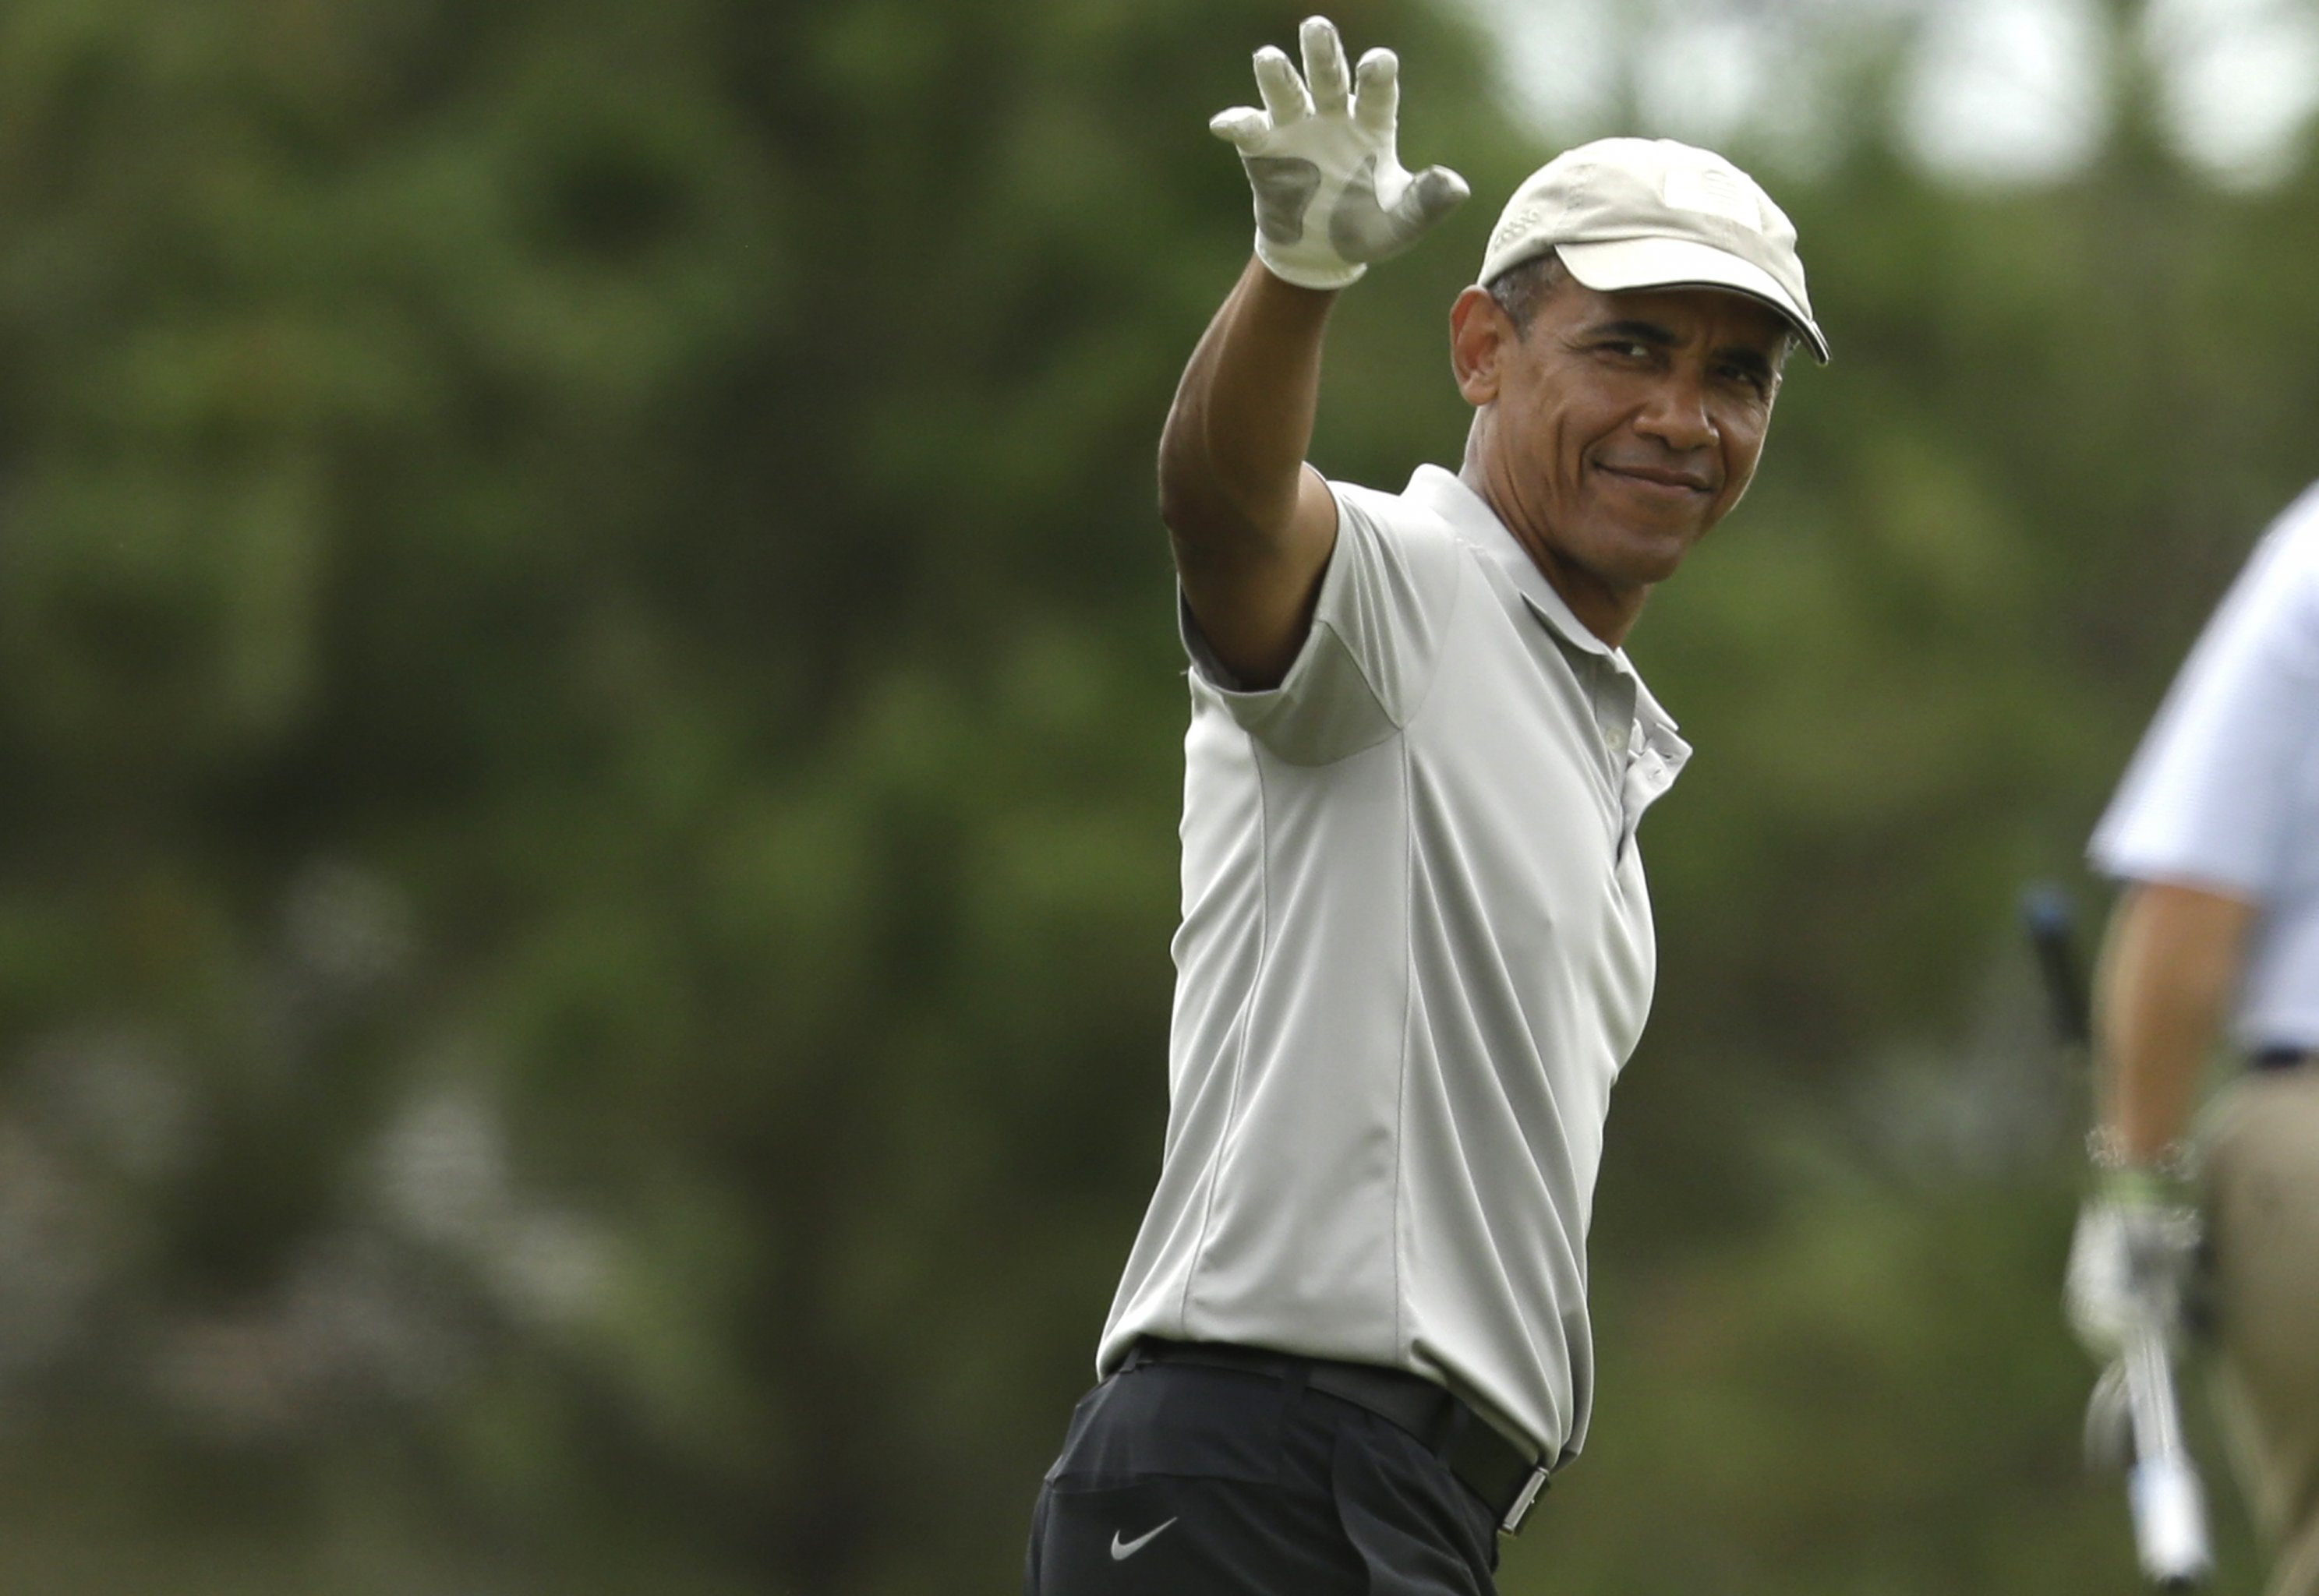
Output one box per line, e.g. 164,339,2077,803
1492,204,1545,252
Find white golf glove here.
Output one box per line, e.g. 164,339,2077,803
1210,16,1469,291
2064,1166,2201,1362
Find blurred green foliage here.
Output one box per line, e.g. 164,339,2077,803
0,0,2308,1590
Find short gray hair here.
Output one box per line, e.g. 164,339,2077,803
1484,249,1571,334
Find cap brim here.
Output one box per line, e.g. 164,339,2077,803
1556,237,1829,363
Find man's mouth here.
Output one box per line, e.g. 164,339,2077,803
1596,461,1713,495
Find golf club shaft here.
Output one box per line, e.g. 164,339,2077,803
2022,885,2212,1588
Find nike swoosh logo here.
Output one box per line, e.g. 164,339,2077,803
1109,1518,1179,1561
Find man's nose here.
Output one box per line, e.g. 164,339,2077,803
1633,368,1715,452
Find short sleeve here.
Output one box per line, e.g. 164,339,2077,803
2091,495,2319,899
1179,479,1465,766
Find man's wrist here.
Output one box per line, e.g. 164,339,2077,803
2091,1167,2175,1210
2086,1151,2194,1212
1253,242,1365,292
2084,1124,2195,1183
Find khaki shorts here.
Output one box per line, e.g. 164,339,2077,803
2204,1066,2319,1596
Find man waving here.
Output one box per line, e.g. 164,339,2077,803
1025,18,1828,1594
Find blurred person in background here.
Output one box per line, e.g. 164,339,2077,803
1021,15,1826,1594
2068,482,2319,1596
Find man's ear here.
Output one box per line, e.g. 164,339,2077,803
1449,285,1514,408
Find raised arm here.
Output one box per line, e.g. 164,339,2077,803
1158,263,1339,689
1160,16,1465,689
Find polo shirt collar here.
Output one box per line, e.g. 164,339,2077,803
1398,465,1686,736
1402,465,1612,656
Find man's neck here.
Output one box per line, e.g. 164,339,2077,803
1456,456,1647,649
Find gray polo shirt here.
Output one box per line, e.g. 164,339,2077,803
1098,464,1691,1467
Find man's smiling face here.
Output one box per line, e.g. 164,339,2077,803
1455,273,1791,639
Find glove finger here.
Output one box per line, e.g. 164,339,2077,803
1394,164,1470,231
1253,46,1313,125
1300,16,1351,115
1352,47,1399,134
1210,106,1271,150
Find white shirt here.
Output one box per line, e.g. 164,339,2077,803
1098,464,1692,1466
2091,481,2319,1050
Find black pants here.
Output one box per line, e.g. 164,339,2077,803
1023,1358,1501,1594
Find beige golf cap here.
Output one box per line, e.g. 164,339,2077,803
1482,137,1828,363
